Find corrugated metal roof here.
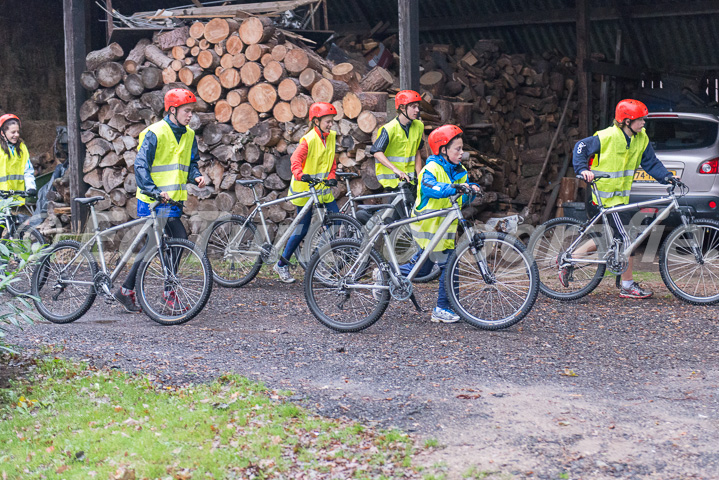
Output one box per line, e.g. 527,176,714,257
327,0,719,72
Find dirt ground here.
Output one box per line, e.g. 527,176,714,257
8,259,719,480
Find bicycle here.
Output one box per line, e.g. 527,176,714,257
0,190,45,296
527,174,719,304
31,192,213,325
336,171,441,283
304,184,539,332
200,177,362,287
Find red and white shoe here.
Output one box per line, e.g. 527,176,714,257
619,282,653,299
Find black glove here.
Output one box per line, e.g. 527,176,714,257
300,174,312,182
26,188,37,196
325,178,337,187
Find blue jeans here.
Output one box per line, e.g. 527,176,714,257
279,200,339,267
399,247,453,310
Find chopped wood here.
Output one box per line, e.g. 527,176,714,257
189,21,206,39
142,66,163,89
248,83,277,112
232,52,247,69
214,100,233,123
273,101,294,122
263,60,285,84
226,88,249,106
124,38,151,74
219,67,241,89
239,17,275,45
86,42,123,71
226,33,244,55
197,75,223,103
290,94,313,119
80,71,99,91
271,44,287,62
360,66,393,92
156,27,190,50
231,103,259,132
145,44,173,69
204,17,232,44
277,77,300,101
240,62,263,86
284,48,320,75
311,78,350,103
178,64,203,86
198,49,221,70
96,62,124,88
245,43,271,62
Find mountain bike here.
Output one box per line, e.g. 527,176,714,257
304,185,539,332
336,171,441,283
527,175,719,304
0,190,45,296
200,177,362,287
31,192,213,325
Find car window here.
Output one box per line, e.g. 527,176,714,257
645,119,718,151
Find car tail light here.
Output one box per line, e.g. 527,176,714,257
699,158,719,174
710,201,717,209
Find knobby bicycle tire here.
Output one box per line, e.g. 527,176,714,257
5,225,45,296
201,215,263,288
297,212,364,270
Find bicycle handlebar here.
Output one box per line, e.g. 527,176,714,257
0,190,28,198
140,190,184,208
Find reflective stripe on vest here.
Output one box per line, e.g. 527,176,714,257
375,118,423,189
0,144,28,205
592,125,649,207
410,161,466,252
136,121,194,204
289,128,336,207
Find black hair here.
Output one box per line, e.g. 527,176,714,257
0,119,24,157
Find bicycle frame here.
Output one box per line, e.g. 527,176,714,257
338,176,412,218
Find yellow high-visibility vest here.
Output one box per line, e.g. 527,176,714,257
410,161,466,251
375,118,423,189
136,121,194,204
288,128,336,206
0,143,29,205
591,124,649,207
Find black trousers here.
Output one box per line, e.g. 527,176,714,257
122,217,187,290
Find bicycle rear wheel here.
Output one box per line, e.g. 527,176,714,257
31,240,98,324
4,226,45,296
297,212,363,270
527,217,605,300
136,238,213,325
201,215,262,287
659,219,719,305
446,233,539,330
304,239,390,332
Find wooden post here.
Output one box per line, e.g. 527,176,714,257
398,0,420,91
576,0,592,137
64,0,88,232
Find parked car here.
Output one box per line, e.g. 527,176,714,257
630,112,719,221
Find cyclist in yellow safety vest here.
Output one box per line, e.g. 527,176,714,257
115,88,206,313
0,114,36,205
568,99,674,299
400,125,480,323
273,102,340,283
371,90,424,193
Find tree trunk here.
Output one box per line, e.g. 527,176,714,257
239,17,275,45
189,21,206,39
124,74,145,96
331,62,360,92
277,77,300,101
96,62,124,88
204,17,232,44
245,43,270,62
284,48,320,75
271,44,287,62
123,38,150,74
197,50,221,70
231,103,259,133
311,78,350,103
232,53,246,69
162,67,177,84
298,67,322,90
240,62,262,86
342,92,362,119
358,91,388,112
141,66,163,89
263,60,285,84
226,87,248,107
86,42,124,71
225,33,244,55
272,102,294,123
290,94,312,119
248,83,277,113
218,67,241,89
220,53,234,70
178,64,203,86
357,111,387,134
197,75,223,104
171,45,189,60
360,66,394,92
145,44,173,69
214,99,233,123
420,71,446,97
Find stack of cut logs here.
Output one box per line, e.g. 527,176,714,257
43,17,582,236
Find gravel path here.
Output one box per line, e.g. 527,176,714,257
11,267,719,479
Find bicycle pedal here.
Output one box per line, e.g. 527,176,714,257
409,293,425,313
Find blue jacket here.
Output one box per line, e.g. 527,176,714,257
573,131,671,184
135,115,202,217
416,155,474,210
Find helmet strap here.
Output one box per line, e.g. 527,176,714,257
623,119,638,136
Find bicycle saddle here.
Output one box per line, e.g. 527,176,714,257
235,179,263,187
74,196,104,205
336,172,359,179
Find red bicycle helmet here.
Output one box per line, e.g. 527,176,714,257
395,90,422,110
164,88,197,111
0,114,20,130
615,99,648,123
428,125,463,156
309,102,337,121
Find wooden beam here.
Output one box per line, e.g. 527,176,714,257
63,0,88,232
577,0,592,137
398,0,419,92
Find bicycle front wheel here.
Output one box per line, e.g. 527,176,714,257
5,226,45,296
201,215,262,287
659,219,719,305
31,240,98,324
297,212,363,270
445,233,539,330
304,239,390,332
527,217,605,300
136,239,213,325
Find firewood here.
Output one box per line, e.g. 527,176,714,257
277,78,300,101
357,111,387,134
156,26,190,50
98,123,120,142
271,44,287,62
186,37,196,48
80,99,100,122
189,21,205,40
231,103,259,133
331,62,360,91
245,43,270,62
123,150,137,172
215,191,237,212
124,38,151,74
86,42,124,71
299,68,322,90
124,74,145,96
290,94,312,119
81,71,99,91
225,33,244,55
244,142,262,164
205,161,225,188
338,151,356,168
162,67,177,84
214,100,233,123
262,153,277,173
199,39,211,50
232,53,247,69
108,188,127,207
83,154,100,173
103,167,127,192
360,66,393,92
218,67,241,89
198,50,220,70
361,158,382,190
284,48,321,76
358,92,388,112
251,165,267,179
86,137,112,156
248,83,277,113
83,169,103,189
341,92,362,119
214,40,226,57
331,100,344,120
96,62,124,88
311,78,350,104
251,121,282,147
190,46,201,57
140,91,164,115
220,53,235,70
203,122,234,146
178,64,203,86
452,102,474,127
261,53,274,67
197,75,223,103
141,66,163,89
273,102,294,123
240,62,262,86
219,173,238,190
239,17,275,45
172,45,189,60
235,181,263,205
99,149,122,167
226,88,248,107
145,44,173,69
420,71,446,97
86,188,112,211
275,155,293,182
263,60,285,84
214,66,224,77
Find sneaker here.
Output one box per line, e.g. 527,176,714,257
372,268,383,301
557,254,572,288
619,281,653,299
114,288,141,313
163,291,190,312
431,307,460,324
273,263,296,283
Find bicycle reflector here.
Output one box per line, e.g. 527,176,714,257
699,158,719,174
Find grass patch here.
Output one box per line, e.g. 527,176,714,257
0,357,423,479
